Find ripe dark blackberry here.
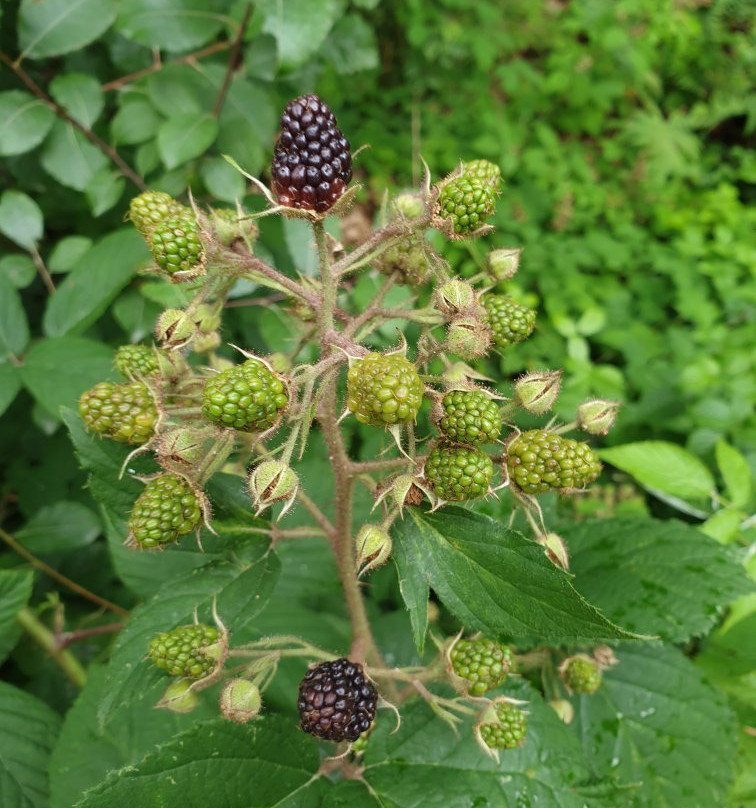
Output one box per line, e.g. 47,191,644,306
272,95,352,213
298,658,377,742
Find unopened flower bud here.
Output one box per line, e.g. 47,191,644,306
247,459,299,518
538,532,569,570
433,280,477,316
211,208,258,247
220,678,262,723
193,304,221,334
391,192,425,220
515,370,562,415
155,308,197,349
156,679,199,714
355,524,393,576
445,317,491,360
576,399,620,435
192,331,222,353
549,699,574,724
488,248,522,281
156,427,213,472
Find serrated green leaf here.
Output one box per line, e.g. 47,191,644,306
259,0,341,69
157,113,218,170
18,0,116,59
701,507,745,544
0,190,43,250
599,441,716,502
393,507,634,649
0,273,30,358
50,665,216,808
41,120,108,191
76,716,319,808
566,516,752,641
49,74,103,128
48,236,93,274
43,229,148,337
111,99,161,146
573,643,737,807
16,501,101,554
0,91,55,156
20,337,114,418
0,681,61,808
0,363,21,417
0,571,33,664
116,0,227,51
364,679,595,808
716,439,752,508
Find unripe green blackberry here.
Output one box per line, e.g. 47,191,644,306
479,702,527,750
128,473,202,549
435,177,496,236
481,294,536,348
439,390,500,445
561,655,602,694
347,353,424,427
150,214,204,275
201,358,288,432
114,344,159,379
461,159,502,191
148,623,220,679
129,191,186,236
450,638,513,695
79,381,157,444
424,443,493,501
506,429,601,494
376,236,434,286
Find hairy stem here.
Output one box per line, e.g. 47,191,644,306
17,609,87,688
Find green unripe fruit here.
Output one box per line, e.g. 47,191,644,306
157,679,200,714
79,380,157,445
461,159,502,191
481,294,536,348
439,390,501,445
128,473,202,549
148,624,220,679
347,353,424,427
450,638,513,696
424,443,493,501
506,429,601,494
436,177,496,236
479,702,527,750
376,236,434,285
391,192,425,220
201,358,289,432
150,214,204,275
220,679,262,723
561,655,602,694
129,191,186,236
114,344,160,379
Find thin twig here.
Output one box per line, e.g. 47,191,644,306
212,3,252,118
0,526,129,617
30,245,55,294
17,609,87,688
296,490,336,537
0,51,147,192
57,622,125,649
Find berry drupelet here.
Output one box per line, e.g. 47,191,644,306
272,95,352,213
298,658,377,742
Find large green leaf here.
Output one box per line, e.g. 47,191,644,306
16,501,101,554
116,0,227,51
393,507,633,651
0,570,33,664
0,190,43,251
0,363,21,417
18,0,116,59
41,121,108,191
364,679,599,808
566,516,752,641
0,681,61,808
259,0,342,69
20,337,114,418
573,643,737,807
157,113,218,170
49,74,103,128
0,273,30,358
43,229,149,337
0,91,55,156
76,716,320,807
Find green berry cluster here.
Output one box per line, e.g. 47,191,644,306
128,473,202,549
150,214,204,275
129,191,186,236
507,429,602,494
481,294,536,349
202,358,288,432
347,353,424,427
562,656,602,694
79,380,157,444
439,390,500,445
114,344,159,379
148,624,220,679
376,235,434,286
436,177,496,236
424,443,493,501
461,159,502,190
450,637,513,696
479,702,527,750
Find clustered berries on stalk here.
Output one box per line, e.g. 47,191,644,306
77,95,620,752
